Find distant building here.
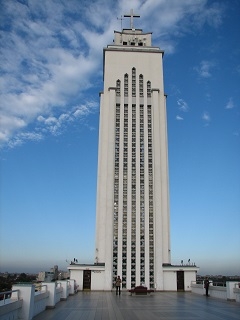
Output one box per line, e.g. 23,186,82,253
37,271,55,282
58,271,70,280
37,265,69,282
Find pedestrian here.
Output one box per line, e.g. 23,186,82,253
115,275,122,295
204,277,210,296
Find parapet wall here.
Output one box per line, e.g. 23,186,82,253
191,281,240,302
0,280,76,320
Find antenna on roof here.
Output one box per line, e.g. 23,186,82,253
117,15,123,30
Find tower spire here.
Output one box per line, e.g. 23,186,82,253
124,9,140,29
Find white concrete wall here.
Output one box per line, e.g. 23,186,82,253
0,281,79,320
162,270,197,291
162,267,198,292
70,270,83,291
233,288,240,303
69,268,107,291
0,300,22,320
91,271,105,291
11,284,35,320
163,271,176,291
55,285,63,304
191,281,240,303
184,272,196,291
191,283,204,295
209,286,227,300
33,291,49,317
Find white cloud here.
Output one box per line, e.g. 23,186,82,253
139,0,223,51
7,132,43,149
225,97,234,109
0,0,224,149
177,99,189,112
192,2,224,28
202,111,211,124
194,60,215,78
176,115,184,121
35,102,98,139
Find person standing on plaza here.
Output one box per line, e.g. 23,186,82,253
115,276,122,295
204,277,210,296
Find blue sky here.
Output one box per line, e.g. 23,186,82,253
0,0,239,276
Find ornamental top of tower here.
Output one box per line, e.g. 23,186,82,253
111,9,154,48
113,29,152,47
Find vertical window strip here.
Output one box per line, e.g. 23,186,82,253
147,105,154,288
140,104,145,284
131,104,136,288
124,74,128,97
139,74,144,97
147,81,151,97
132,68,136,97
122,104,128,288
112,103,120,288
116,79,121,96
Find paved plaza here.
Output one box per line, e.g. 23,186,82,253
34,291,240,320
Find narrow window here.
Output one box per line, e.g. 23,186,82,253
132,68,136,97
116,79,121,96
139,74,144,97
124,74,128,97
147,81,151,97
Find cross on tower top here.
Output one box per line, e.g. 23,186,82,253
124,9,140,29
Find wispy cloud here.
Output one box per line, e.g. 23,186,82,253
0,0,224,149
7,132,44,149
225,97,234,109
192,2,224,28
139,0,223,47
202,111,211,125
194,60,215,78
176,115,184,121
177,99,189,112
0,1,104,149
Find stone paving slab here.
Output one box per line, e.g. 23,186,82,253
33,291,240,320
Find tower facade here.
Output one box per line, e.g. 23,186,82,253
95,13,171,290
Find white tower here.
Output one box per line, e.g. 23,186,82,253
95,11,171,290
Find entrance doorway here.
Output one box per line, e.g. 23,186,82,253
83,270,91,290
177,271,184,291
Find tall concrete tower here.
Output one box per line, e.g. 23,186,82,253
95,10,171,290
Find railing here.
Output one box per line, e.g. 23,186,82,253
0,289,22,320
212,282,226,287
191,281,240,302
33,285,49,318
0,289,19,305
0,280,76,320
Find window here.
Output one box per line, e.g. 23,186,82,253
139,74,144,97
132,68,136,97
112,103,121,288
147,81,151,97
116,79,121,96
147,104,154,287
124,74,128,97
